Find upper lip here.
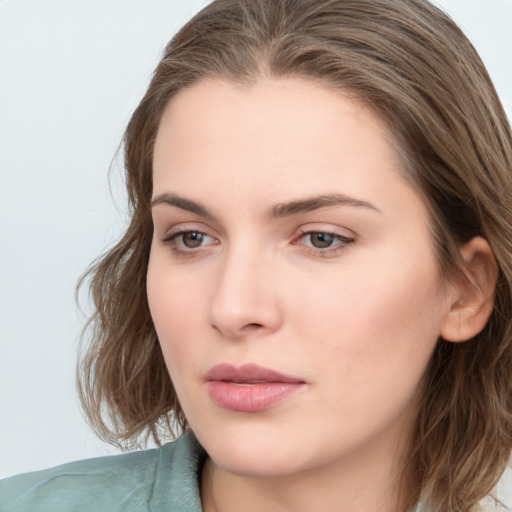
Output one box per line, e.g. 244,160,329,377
205,363,304,384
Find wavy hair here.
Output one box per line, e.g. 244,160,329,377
77,1,512,510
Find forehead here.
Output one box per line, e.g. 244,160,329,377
150,77,436,246
152,78,409,199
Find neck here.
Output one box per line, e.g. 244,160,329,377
201,436,417,512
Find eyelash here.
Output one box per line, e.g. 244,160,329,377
161,229,355,257
293,230,355,257
162,230,217,255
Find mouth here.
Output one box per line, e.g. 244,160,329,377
205,363,306,412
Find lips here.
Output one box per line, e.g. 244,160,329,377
205,363,306,412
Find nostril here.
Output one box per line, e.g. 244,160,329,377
245,323,264,329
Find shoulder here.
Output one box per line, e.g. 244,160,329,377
0,432,205,512
0,448,159,512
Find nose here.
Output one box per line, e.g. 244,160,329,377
208,246,283,339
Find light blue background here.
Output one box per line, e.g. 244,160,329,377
1,0,511,503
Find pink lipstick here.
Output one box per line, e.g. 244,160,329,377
205,363,305,412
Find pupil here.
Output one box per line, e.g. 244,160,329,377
311,233,334,248
183,232,204,248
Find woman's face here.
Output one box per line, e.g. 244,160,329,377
147,78,454,478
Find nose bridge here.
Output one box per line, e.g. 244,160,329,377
208,237,281,337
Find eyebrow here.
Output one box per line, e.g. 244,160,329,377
151,193,213,217
151,192,379,218
268,193,380,218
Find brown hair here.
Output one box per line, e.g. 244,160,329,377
78,0,512,510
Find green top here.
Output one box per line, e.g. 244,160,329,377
0,432,206,512
1,432,426,512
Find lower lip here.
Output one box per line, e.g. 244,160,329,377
207,381,304,412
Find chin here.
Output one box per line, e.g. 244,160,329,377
210,445,306,478
192,417,312,477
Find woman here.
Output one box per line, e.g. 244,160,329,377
1,0,511,511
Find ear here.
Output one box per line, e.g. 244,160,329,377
441,236,498,343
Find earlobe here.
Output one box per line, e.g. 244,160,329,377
440,237,498,343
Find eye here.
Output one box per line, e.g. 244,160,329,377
180,231,208,248
162,229,218,254
305,232,339,249
295,230,354,256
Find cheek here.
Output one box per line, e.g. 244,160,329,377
146,249,204,373
287,255,445,382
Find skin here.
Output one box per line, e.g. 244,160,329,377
147,77,462,512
